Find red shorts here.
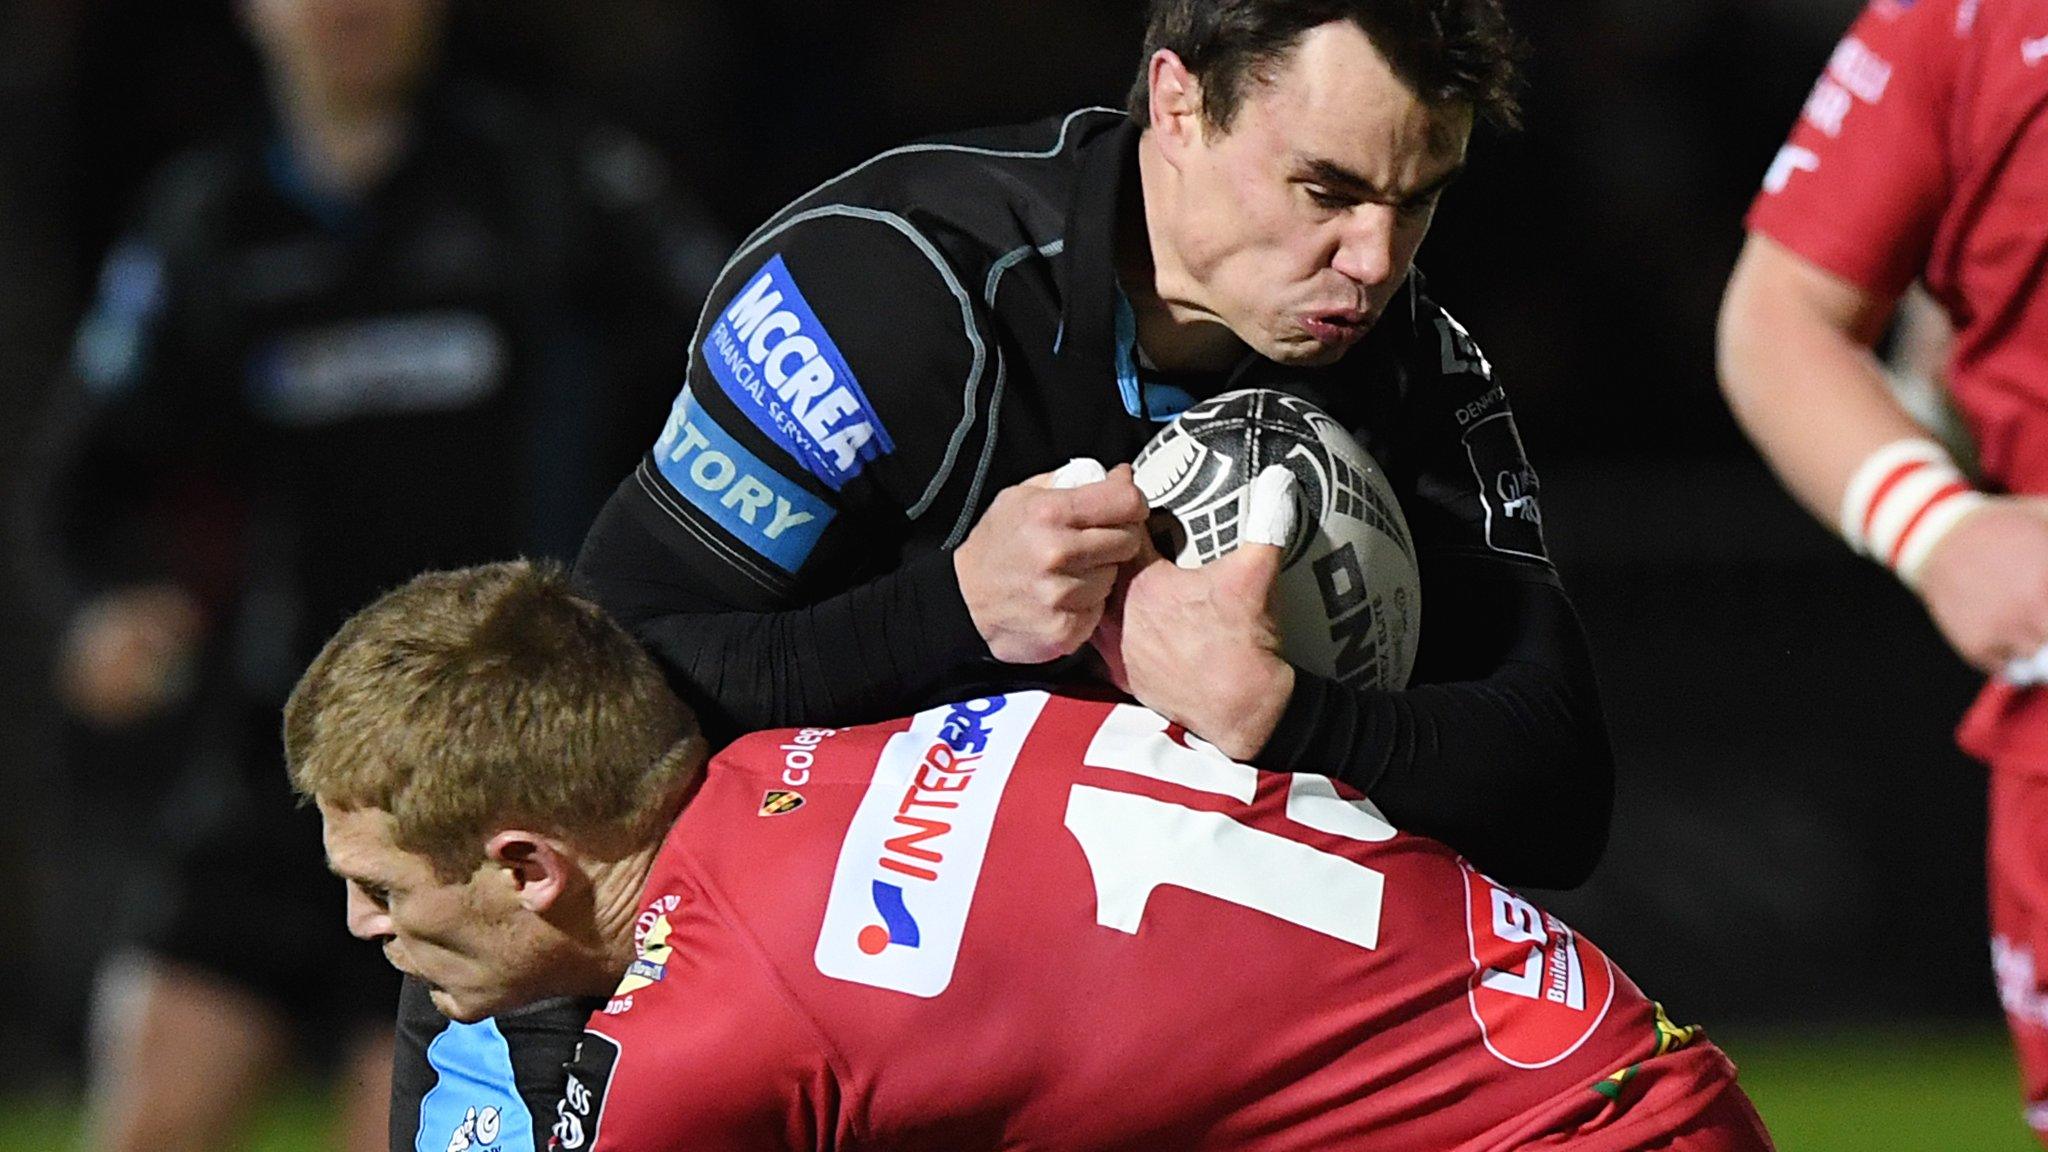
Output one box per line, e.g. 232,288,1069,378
1635,1087,1776,1152
1988,765,2048,1145
1521,1044,1775,1152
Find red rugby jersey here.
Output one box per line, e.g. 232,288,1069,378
549,692,1740,1152
1747,0,2048,496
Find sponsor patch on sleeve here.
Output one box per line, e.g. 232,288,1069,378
651,388,835,573
1460,411,1548,561
701,254,894,491
549,1032,621,1151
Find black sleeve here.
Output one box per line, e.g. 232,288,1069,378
573,210,1001,738
1257,572,1612,890
1255,296,1613,890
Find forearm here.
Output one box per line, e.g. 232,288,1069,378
575,498,992,740
1254,573,1613,889
1718,233,1926,526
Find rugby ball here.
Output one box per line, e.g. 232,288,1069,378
1132,388,1420,691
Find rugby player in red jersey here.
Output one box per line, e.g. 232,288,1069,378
291,562,1773,1152
1722,0,2048,1138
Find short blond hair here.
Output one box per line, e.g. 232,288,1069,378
285,560,700,874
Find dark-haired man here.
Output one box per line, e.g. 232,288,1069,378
394,4,1622,1147
300,561,1771,1152
575,0,1613,893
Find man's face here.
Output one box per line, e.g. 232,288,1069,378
319,801,545,1022
1162,21,1472,366
244,0,445,112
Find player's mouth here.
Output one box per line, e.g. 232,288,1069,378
1300,310,1371,347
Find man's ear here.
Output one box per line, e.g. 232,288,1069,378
484,830,576,914
1148,49,1205,153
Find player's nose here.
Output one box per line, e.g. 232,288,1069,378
344,885,394,941
1331,204,1398,288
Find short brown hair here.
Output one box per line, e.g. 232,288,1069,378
1126,0,1521,132
285,560,701,874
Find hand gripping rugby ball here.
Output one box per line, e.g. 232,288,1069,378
1132,388,1421,691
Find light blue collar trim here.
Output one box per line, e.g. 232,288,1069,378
1114,289,1194,422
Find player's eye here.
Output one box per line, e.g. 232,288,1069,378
1396,193,1441,219
356,880,392,909
1305,186,1353,211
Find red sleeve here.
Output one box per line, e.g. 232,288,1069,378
552,886,845,1152
1745,0,1964,298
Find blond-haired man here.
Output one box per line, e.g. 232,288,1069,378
293,560,1768,1152
286,561,702,1027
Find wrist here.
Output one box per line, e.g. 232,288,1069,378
1211,657,1295,761
1838,437,1989,588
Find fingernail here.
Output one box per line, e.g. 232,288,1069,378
1242,465,1298,548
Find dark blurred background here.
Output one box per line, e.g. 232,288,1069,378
0,0,1987,1100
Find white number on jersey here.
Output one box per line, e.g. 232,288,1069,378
1064,704,1395,950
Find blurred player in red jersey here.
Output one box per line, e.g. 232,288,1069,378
287,560,1773,1152
1720,0,2048,1140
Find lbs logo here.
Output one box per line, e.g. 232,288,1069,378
814,692,1050,996
445,1106,501,1152
1462,863,1616,1068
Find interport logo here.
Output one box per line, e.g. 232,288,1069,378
814,693,1049,996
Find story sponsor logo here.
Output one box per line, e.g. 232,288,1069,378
652,389,834,572
548,1033,620,1151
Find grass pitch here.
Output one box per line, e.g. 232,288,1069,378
0,1025,2032,1150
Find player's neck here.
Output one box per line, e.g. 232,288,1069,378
588,841,666,982
1127,134,1254,375
271,82,414,200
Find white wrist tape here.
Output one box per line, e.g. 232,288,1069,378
1838,438,1989,587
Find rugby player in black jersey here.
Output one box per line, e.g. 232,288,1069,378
574,0,1610,887
390,3,1619,1147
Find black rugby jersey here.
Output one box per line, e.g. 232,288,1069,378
576,107,1612,886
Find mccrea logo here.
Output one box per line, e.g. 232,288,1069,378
653,388,834,573
814,692,1049,997
703,254,894,491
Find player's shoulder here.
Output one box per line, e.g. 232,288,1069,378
742,105,1123,296
1337,269,1503,419
713,721,898,791
781,106,1118,235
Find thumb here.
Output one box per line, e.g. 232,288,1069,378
1216,529,1285,598
1209,464,1295,597
1240,464,1299,552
